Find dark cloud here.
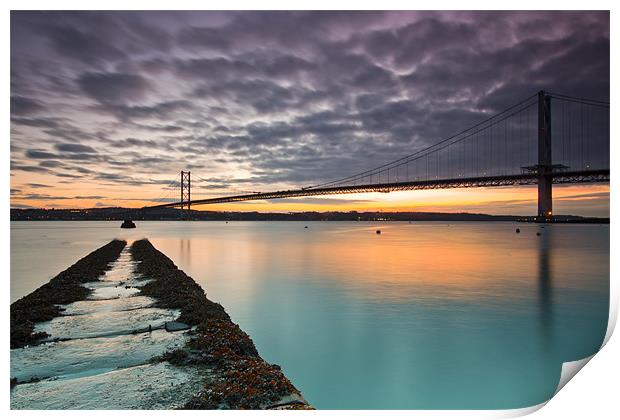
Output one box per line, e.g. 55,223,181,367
556,191,610,200
11,163,50,173
16,193,71,200
98,100,192,122
12,11,174,65
38,160,63,168
12,192,107,201
54,143,97,153
42,125,95,142
25,148,102,163
25,183,51,188
55,172,85,179
46,25,127,64
11,117,60,128
77,72,150,105
25,149,57,159
177,26,232,51
11,96,45,115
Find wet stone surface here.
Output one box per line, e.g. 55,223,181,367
34,307,180,340
11,362,209,410
61,295,154,316
11,329,189,383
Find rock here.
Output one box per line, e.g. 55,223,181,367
165,321,191,332
266,393,310,409
376,230,381,234
120,220,136,229
516,228,520,233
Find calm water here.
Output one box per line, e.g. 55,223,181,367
10,221,609,409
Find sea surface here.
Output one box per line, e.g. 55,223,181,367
10,221,609,409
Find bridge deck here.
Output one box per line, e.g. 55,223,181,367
144,169,609,209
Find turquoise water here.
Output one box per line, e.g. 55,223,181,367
10,221,609,409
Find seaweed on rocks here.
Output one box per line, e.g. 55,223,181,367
184,357,303,409
152,348,193,366
189,319,259,361
130,239,230,325
10,239,127,348
182,320,307,409
130,239,312,410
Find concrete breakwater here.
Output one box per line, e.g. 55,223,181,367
10,238,311,409
10,239,127,348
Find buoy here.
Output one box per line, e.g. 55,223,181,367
516,228,520,233
304,226,308,229
536,232,541,236
120,220,136,229
376,230,381,235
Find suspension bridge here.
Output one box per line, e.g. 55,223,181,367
144,91,610,220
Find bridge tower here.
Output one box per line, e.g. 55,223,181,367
537,90,552,221
180,170,191,220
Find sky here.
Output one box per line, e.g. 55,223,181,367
10,11,610,216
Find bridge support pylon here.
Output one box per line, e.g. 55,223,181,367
180,170,191,220
537,91,553,221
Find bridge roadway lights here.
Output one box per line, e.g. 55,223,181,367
148,170,607,211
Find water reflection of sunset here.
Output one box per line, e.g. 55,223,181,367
149,222,607,306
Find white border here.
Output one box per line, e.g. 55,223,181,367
3,1,617,419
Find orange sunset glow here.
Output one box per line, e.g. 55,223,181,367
10,171,609,217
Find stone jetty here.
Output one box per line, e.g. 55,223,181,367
10,239,312,410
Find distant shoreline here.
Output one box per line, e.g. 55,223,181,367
10,208,609,224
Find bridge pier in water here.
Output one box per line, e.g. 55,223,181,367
537,91,553,221
180,170,191,220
